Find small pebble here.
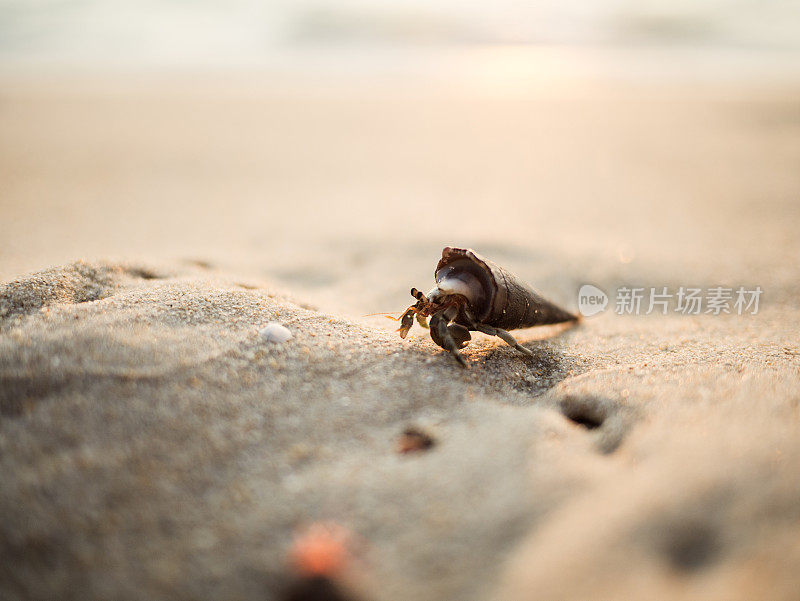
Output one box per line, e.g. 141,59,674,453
260,322,293,343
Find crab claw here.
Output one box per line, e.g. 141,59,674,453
430,320,472,350
398,307,416,339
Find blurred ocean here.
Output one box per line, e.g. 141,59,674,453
1,0,799,78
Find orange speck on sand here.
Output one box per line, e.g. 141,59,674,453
290,522,350,578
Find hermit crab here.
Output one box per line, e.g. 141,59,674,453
398,247,579,366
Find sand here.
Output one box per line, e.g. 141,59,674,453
1,70,799,600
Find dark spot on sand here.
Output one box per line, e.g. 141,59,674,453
0,394,32,418
664,523,720,571
398,426,435,453
0,375,70,418
186,259,213,269
125,267,161,280
0,531,62,571
281,575,354,601
564,411,602,430
560,396,605,430
558,395,632,454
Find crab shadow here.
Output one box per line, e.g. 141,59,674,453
476,342,577,398
425,321,580,402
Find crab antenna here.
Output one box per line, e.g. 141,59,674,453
363,312,402,320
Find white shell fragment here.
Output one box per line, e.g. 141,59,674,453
259,322,293,343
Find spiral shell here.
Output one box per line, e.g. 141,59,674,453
435,247,578,330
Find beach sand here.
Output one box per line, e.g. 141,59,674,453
1,71,799,600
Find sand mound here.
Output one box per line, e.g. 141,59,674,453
0,261,164,323
1,260,798,601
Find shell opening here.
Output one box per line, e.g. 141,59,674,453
434,257,494,318
434,271,485,308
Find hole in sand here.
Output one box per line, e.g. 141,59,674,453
665,523,719,571
557,395,631,454
560,397,605,430
564,410,602,430
397,426,435,454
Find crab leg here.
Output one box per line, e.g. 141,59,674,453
429,311,466,367
463,308,532,356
